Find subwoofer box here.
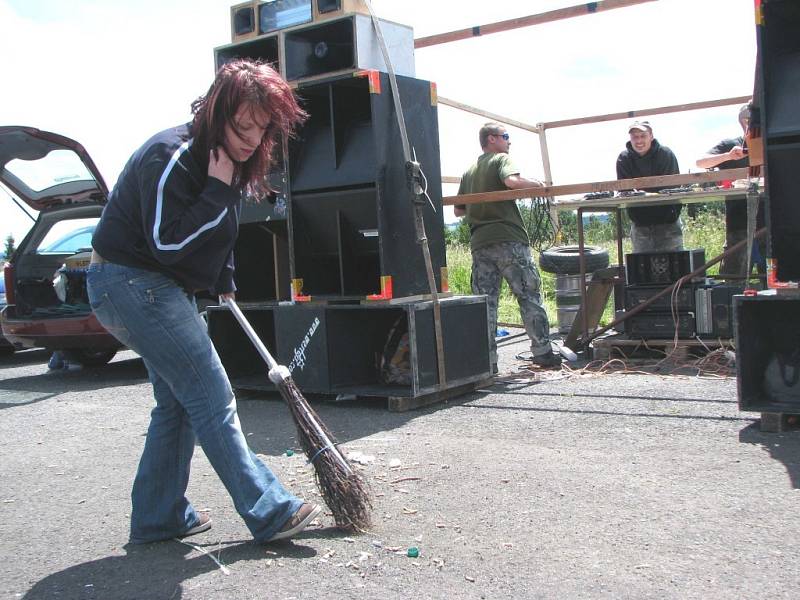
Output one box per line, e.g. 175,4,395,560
735,291,800,412
207,295,492,399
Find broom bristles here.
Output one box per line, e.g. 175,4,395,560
277,376,372,530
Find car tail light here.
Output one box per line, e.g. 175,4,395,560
3,263,14,305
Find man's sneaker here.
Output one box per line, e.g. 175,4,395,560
267,503,322,543
180,513,212,538
530,350,562,368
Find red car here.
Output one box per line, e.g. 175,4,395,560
0,126,122,366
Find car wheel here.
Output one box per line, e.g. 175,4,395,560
0,345,15,356
66,348,118,367
539,245,610,275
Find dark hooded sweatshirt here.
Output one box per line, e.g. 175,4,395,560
92,124,240,295
616,139,681,226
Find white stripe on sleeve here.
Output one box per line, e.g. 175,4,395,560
152,140,228,251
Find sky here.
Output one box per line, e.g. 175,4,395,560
0,0,757,246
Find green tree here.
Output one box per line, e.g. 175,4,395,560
3,235,15,260
444,219,471,246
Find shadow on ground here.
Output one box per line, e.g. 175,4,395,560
235,388,479,458
0,355,147,409
0,347,50,367
21,539,317,600
739,421,800,488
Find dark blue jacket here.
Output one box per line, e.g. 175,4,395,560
92,124,240,295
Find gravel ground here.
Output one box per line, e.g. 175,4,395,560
1,336,798,600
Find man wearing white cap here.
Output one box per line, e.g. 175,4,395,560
616,120,682,252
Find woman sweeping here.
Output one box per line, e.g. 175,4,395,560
87,59,321,544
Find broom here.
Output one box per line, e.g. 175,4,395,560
224,297,372,531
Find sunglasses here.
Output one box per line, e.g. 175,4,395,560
493,132,510,140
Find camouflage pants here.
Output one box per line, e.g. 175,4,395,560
471,241,551,364
630,219,683,253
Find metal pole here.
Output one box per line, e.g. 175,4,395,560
538,124,559,234
577,207,589,344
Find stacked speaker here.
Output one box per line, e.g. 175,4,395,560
205,1,492,400
213,0,445,302
756,0,800,284
735,0,800,415
217,1,415,85
623,249,705,339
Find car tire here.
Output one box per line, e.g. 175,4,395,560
0,345,15,356
66,348,118,367
539,245,610,275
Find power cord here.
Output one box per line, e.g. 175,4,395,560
524,196,559,252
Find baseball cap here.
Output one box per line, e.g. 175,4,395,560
628,120,652,133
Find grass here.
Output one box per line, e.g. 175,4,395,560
446,211,727,328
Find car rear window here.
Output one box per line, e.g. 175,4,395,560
7,149,95,193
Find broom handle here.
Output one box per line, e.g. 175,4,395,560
223,297,279,372
223,297,353,475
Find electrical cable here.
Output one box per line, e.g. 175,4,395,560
524,196,559,253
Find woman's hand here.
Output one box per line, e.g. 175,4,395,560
209,147,235,186
219,292,236,304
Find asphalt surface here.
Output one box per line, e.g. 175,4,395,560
1,336,799,600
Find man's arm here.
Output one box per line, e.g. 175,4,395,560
696,146,747,170
503,174,544,190
452,174,542,216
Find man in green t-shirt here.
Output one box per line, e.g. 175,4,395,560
454,122,560,370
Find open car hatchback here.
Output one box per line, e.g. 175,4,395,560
0,126,122,366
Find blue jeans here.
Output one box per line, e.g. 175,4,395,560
86,262,301,543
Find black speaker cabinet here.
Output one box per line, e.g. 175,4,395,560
206,296,492,399
231,220,291,303
624,312,696,339
625,249,706,285
283,14,414,82
288,71,445,299
735,292,800,412
625,283,696,312
757,0,800,282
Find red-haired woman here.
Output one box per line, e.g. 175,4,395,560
88,60,320,544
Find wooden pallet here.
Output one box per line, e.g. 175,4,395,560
591,335,730,361
387,377,493,412
233,376,493,412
